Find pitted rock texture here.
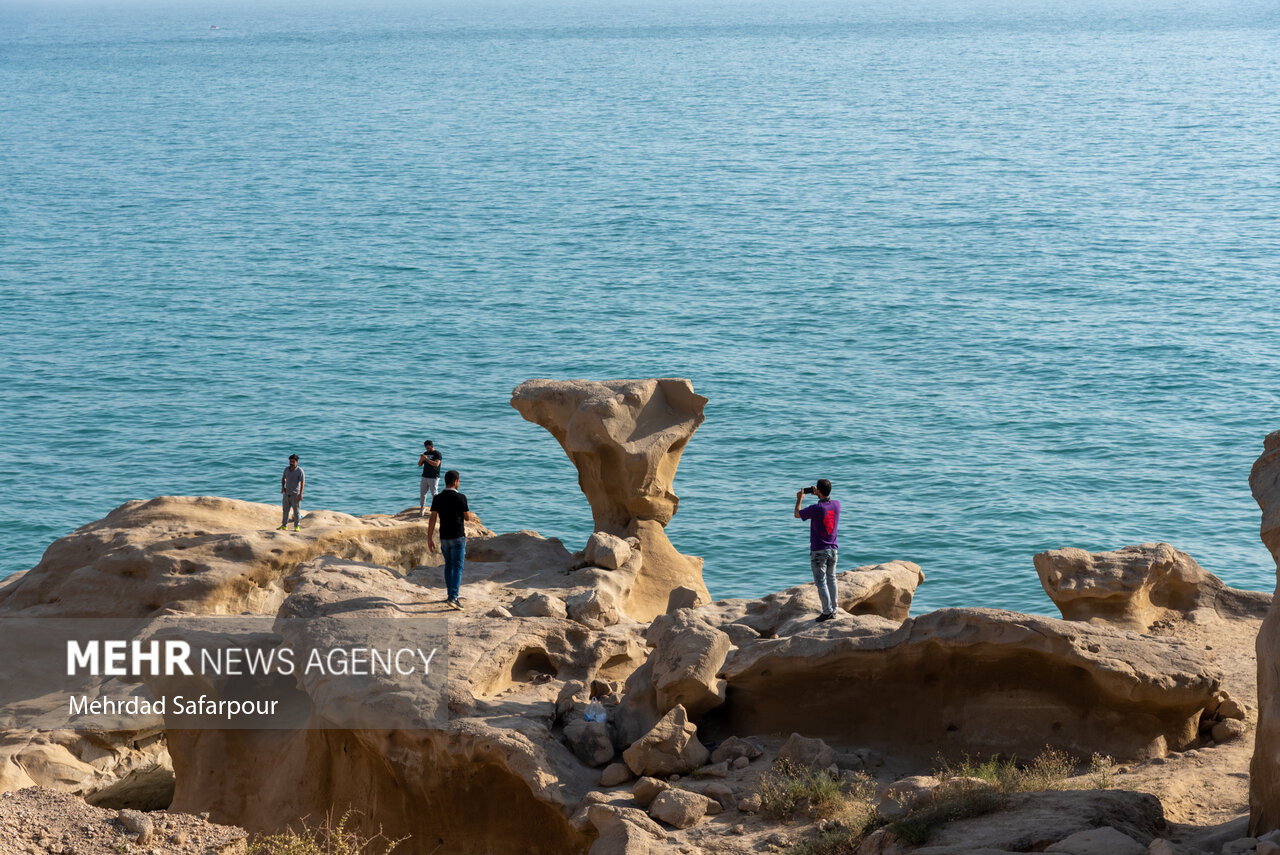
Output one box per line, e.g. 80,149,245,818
0,494,492,619
1035,542,1268,629
698,560,924,644
164,549,652,855
511,378,709,620
614,609,731,745
0,729,173,810
1251,429,1280,835
716,607,1221,763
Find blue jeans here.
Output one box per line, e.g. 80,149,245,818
810,548,838,615
441,537,466,601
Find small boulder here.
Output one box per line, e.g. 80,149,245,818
738,793,762,813
710,736,763,765
632,777,670,809
117,809,154,845
622,705,710,777
648,789,716,829
876,775,939,818
511,592,568,619
702,782,736,810
1223,838,1260,855
1045,826,1145,855
1213,719,1247,744
696,761,730,778
485,606,513,618
600,763,633,787
567,588,622,629
564,718,616,767
557,680,587,719
583,532,633,571
777,733,836,770
732,756,749,770
585,804,666,855
1218,698,1248,720
666,586,705,613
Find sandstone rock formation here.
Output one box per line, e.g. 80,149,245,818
0,729,172,810
715,607,1220,763
511,378,709,619
1252,429,1280,835
162,549,651,855
1035,542,1269,629
908,789,1166,854
0,495,491,619
701,561,924,645
614,609,731,745
621,705,709,778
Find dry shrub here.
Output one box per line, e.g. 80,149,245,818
247,810,407,855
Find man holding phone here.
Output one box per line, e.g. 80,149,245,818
795,479,840,622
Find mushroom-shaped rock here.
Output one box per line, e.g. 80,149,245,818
511,378,709,620
1254,432,1280,836
1035,542,1268,629
622,705,709,778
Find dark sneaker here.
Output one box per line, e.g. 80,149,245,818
815,612,835,623
447,599,463,611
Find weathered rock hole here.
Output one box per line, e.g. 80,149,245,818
511,648,558,683
84,765,175,811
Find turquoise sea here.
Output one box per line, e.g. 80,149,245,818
2,0,1278,615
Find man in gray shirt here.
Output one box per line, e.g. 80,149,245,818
279,454,304,531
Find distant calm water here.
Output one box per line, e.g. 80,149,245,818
2,0,1279,615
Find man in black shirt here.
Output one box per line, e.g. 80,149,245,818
417,440,443,517
427,469,476,610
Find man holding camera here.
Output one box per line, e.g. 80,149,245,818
795,479,840,622
418,440,443,516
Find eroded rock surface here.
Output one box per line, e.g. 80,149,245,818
0,729,173,810
715,607,1220,763
511,378,709,619
164,547,652,855
701,561,924,644
1035,542,1268,629
0,495,492,619
1251,429,1280,835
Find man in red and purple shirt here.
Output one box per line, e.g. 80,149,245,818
795,478,840,622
